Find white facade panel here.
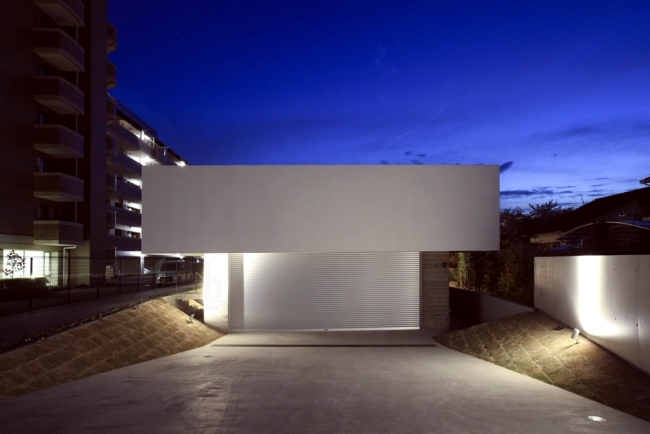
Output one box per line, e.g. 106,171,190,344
230,252,420,331
142,165,499,254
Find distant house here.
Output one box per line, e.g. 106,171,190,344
532,183,650,254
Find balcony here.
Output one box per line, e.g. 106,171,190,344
107,23,118,53
107,96,117,121
107,136,117,158
107,205,142,227
34,0,84,27
128,138,157,162
33,124,84,158
116,178,142,201
106,122,138,151
106,209,116,229
33,28,84,72
33,220,83,246
108,153,142,178
106,234,141,252
106,173,116,192
34,76,84,115
155,147,175,166
107,62,117,89
107,175,142,201
33,172,84,202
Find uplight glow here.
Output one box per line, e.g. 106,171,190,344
575,256,624,339
203,253,229,332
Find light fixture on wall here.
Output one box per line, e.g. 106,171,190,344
571,328,580,344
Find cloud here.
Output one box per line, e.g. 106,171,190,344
411,159,423,165
530,120,650,145
380,160,390,165
374,45,387,64
404,151,412,156
500,188,556,198
416,153,426,158
499,161,514,173
531,125,605,143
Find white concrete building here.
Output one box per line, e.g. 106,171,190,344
142,165,500,332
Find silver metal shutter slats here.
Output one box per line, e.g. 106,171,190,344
231,252,419,331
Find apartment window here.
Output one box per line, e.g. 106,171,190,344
36,204,58,220
36,157,58,173
36,111,56,125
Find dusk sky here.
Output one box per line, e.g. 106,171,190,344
108,0,650,209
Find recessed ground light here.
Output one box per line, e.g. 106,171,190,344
588,416,607,422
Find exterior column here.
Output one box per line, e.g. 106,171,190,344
420,251,450,330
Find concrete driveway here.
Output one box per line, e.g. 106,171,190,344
0,331,648,433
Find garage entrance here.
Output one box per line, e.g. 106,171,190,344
229,252,420,331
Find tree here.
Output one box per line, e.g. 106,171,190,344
1,250,26,278
528,200,573,233
453,201,573,306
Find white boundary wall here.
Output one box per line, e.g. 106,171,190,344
535,255,650,374
142,165,499,254
480,292,534,323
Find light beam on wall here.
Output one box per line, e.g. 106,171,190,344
575,256,623,339
203,253,229,332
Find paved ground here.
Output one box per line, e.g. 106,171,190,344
0,331,649,433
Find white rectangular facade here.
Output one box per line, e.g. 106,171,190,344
142,165,499,254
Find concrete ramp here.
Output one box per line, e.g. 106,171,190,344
212,330,437,347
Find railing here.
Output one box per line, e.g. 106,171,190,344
33,28,85,72
34,124,84,159
33,220,83,246
107,175,142,201
115,100,158,139
107,22,118,53
107,61,117,89
34,0,84,27
106,122,138,151
107,152,142,177
106,205,142,227
0,256,203,317
33,171,84,202
34,75,84,115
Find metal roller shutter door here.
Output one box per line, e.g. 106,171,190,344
231,252,419,331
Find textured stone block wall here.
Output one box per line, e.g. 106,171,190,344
420,251,450,330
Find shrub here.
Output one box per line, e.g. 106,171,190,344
1,277,48,293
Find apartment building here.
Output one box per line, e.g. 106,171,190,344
0,0,187,285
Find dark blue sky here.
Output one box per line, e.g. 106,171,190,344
108,0,650,209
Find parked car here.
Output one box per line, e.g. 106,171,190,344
105,265,121,279
156,261,195,285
